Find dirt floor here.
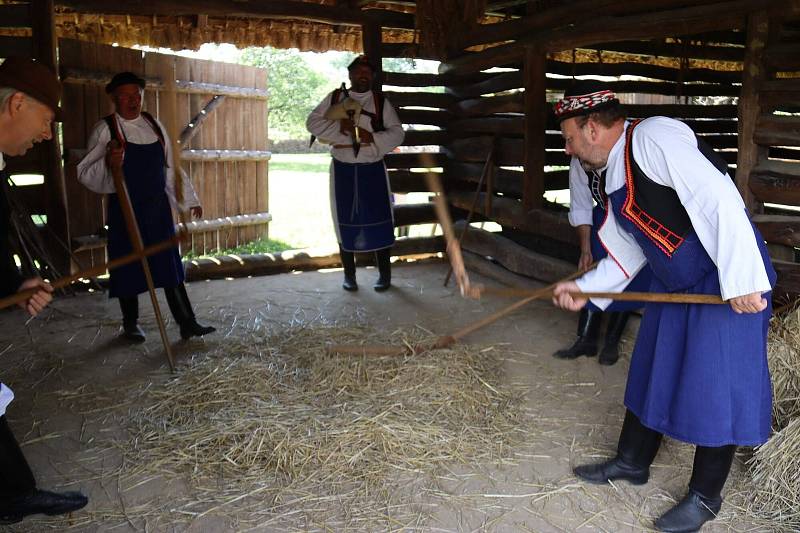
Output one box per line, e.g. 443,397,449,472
0,261,771,532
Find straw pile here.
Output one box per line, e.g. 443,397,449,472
746,307,800,531
113,324,528,529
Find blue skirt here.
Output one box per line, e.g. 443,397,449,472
331,159,394,252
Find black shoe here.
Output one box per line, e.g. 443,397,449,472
553,339,598,359
599,344,620,365
373,276,391,292
573,456,650,485
0,489,88,524
180,322,216,340
342,275,358,292
121,322,146,343
654,489,721,532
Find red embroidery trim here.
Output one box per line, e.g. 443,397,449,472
622,120,685,257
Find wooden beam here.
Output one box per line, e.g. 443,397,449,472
447,137,524,166
178,94,226,147
772,259,800,298
749,160,800,205
457,222,575,283
393,203,436,226
449,192,578,246
754,114,800,147
396,109,453,128
178,212,272,234
453,93,524,117
0,35,32,56
764,42,800,71
362,19,383,88
58,0,373,27
447,117,524,136
523,45,546,209
184,236,445,282
546,59,742,85
384,152,448,169
402,130,451,147
752,214,800,247
737,11,770,212
383,90,456,110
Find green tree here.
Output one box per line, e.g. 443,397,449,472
240,47,331,139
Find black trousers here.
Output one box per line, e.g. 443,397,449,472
118,283,195,326
0,415,36,499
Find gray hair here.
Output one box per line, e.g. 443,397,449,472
0,87,18,111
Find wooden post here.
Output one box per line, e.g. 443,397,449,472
30,0,71,275
361,19,383,89
523,45,546,210
736,11,770,214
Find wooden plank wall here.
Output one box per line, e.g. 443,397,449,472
59,39,268,267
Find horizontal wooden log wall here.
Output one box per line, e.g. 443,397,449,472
433,2,800,297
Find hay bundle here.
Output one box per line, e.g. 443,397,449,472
766,307,800,429
117,325,527,528
748,417,800,531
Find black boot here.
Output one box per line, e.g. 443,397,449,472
340,247,358,291
374,248,391,292
654,445,735,533
553,308,602,359
599,312,630,365
118,296,145,343
0,417,87,525
574,410,662,485
165,284,216,340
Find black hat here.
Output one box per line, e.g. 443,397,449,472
105,71,146,94
347,55,376,72
553,79,620,122
0,57,63,120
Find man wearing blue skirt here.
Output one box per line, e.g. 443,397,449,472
306,56,404,292
553,153,652,365
551,81,775,532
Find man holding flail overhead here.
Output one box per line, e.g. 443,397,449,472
551,80,775,533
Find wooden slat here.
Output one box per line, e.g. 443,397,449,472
765,42,800,71
546,59,742,85
181,149,271,162
402,129,451,147
523,45,546,209
393,203,437,226
754,115,800,147
752,214,800,247
384,152,448,169
397,108,453,127
449,192,578,246
383,90,455,110
749,160,800,205
453,93,524,117
447,137,524,166
773,259,800,297
0,35,32,56
446,117,524,136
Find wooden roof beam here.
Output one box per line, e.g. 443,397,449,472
57,0,415,29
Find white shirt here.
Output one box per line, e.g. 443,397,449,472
567,157,596,227
77,113,200,212
577,117,772,309
306,89,404,164
0,153,12,416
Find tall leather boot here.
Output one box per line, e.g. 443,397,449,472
165,284,216,340
553,308,602,359
0,416,87,525
340,246,357,291
574,409,663,485
118,296,145,343
374,247,391,292
654,445,736,533
599,312,630,366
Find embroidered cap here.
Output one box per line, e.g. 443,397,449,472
553,80,620,122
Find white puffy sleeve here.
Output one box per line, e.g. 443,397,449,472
567,158,593,227
77,120,115,194
306,91,350,145
371,97,404,157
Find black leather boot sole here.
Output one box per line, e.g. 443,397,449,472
342,275,358,291
553,341,598,359
599,345,620,365
120,323,146,343
0,490,88,524
654,490,721,532
573,456,650,485
180,323,216,340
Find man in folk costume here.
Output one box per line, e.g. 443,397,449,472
554,147,652,365
0,57,88,523
306,56,404,292
551,80,775,532
78,72,215,342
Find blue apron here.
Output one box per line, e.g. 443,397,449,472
332,158,394,252
608,186,776,447
107,140,184,298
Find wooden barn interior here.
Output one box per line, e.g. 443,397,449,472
1,0,800,530
1,0,799,298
